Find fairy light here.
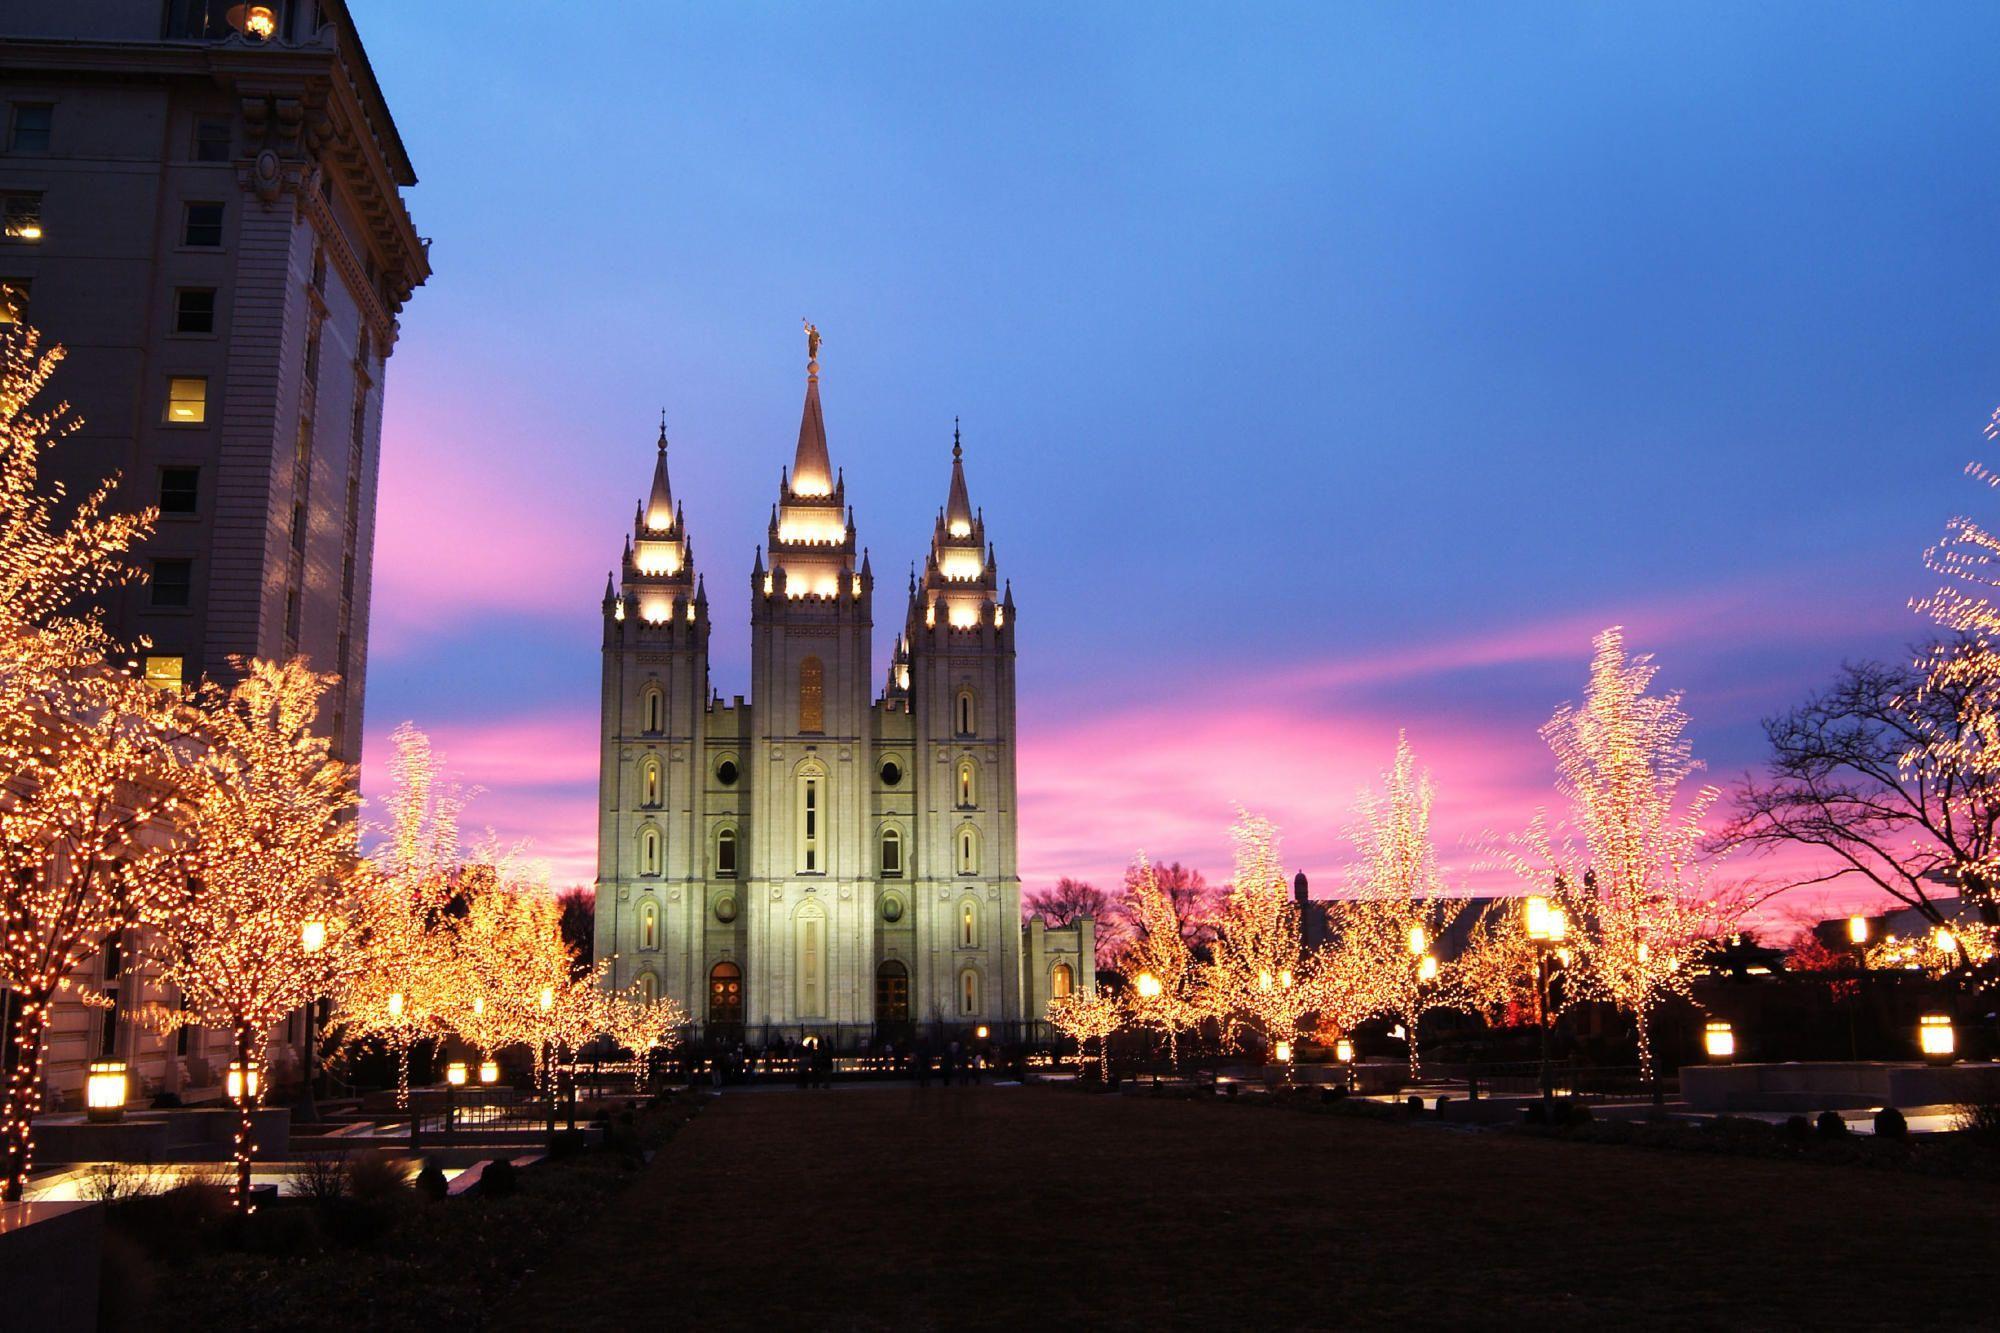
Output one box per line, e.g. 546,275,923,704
1117,855,1206,1068
1204,812,1321,1066
1047,991,1120,1080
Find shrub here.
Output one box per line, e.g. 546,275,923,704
82,1161,168,1205
480,1157,518,1198
1782,1115,1811,1143
416,1160,449,1201
1434,1095,1452,1114
1873,1107,1909,1140
107,1178,231,1263
241,1203,320,1257
1319,1086,1348,1104
1815,1110,1849,1139
1405,1095,1424,1113
285,1152,348,1205
347,1151,415,1205
1559,1101,1594,1129
1952,1101,2000,1141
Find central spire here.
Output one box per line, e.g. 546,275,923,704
791,319,833,497
645,410,674,532
945,417,973,536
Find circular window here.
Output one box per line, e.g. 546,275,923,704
714,895,739,924
716,759,739,786
880,759,902,787
881,895,905,924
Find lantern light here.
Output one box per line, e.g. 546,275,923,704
1407,926,1428,956
387,991,405,1019
1274,1040,1293,1064
539,986,555,1012
1703,1020,1735,1063
1134,973,1162,1000
86,1060,127,1122
1846,915,1869,946
1417,953,1439,983
479,1059,500,1085
446,1061,468,1087
472,996,485,1017
301,919,326,954
1334,1037,1354,1063
976,1025,989,1040
1526,896,1567,943
1919,1014,1956,1064
1258,969,1274,992
226,4,277,39
226,1061,260,1102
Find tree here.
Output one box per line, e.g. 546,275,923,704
148,658,363,1211
0,324,176,1202
1343,737,1467,1079
1530,629,1731,1081
1204,812,1317,1065
555,885,594,971
1116,855,1206,1069
1023,877,1127,965
1722,652,1998,989
1047,991,1120,1080
446,863,569,1062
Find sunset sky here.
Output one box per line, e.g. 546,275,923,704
353,4,2000,918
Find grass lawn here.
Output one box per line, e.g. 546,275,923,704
502,1084,1998,1330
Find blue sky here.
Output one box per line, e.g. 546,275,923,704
351,2,2000,902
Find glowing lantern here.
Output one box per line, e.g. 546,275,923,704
1703,1021,1735,1063
1417,954,1439,983
86,1060,128,1122
1934,928,1959,956
1135,973,1162,1000
1919,1014,1956,1065
387,991,405,1020
472,996,486,1018
1274,1040,1293,1064
1257,970,1274,992
226,1061,259,1102
446,1061,468,1087
1278,969,1293,989
1334,1037,1354,1063
300,919,326,954
975,1025,989,1040
226,4,277,38
1407,926,1428,956
479,1060,500,1085
1846,915,1869,946
539,986,554,1012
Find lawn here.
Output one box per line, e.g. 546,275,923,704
501,1084,1998,1330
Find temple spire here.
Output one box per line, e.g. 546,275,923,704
791,320,833,497
944,419,973,535
644,413,674,531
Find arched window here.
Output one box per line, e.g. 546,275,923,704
708,962,742,1025
637,970,658,1005
959,898,979,948
796,902,826,1016
956,758,977,808
955,688,976,737
1051,962,1074,999
641,684,664,734
797,761,825,873
639,826,661,876
799,656,824,733
879,827,902,878
876,960,909,1023
716,826,737,878
639,900,658,950
641,756,661,808
959,967,980,1016
956,824,980,877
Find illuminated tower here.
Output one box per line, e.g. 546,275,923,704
744,327,878,1027
595,418,711,1005
903,424,1022,1027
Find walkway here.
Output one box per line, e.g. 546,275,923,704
502,1084,1998,1329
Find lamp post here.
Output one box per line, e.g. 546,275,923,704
1524,894,1567,1122
86,1060,127,1123
299,919,326,1124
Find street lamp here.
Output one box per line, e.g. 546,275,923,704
86,1060,127,1123
1417,953,1439,983
479,1059,500,1084
1703,1020,1735,1063
387,991,405,1020
1135,973,1162,1000
1846,915,1869,947
226,1061,259,1103
1919,1013,1956,1065
1524,894,1568,1120
300,920,326,1121
446,1061,468,1087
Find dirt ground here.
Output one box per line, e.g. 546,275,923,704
500,1084,1999,1330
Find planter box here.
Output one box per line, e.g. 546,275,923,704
0,1201,100,1330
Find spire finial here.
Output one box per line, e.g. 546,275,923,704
658,408,667,451
953,416,961,460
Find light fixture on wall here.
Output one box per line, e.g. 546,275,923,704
227,5,278,40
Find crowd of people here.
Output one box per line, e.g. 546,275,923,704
675,1034,1030,1089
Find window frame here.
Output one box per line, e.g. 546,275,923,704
164,375,208,425
3,192,44,243
149,558,193,609
181,200,224,248
158,465,200,515
8,103,53,155
172,286,217,336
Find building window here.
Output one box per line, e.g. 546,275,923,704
143,655,184,695
636,971,658,1006
715,757,738,786
876,961,909,1024
639,826,661,876
798,767,822,873
174,287,216,335
957,758,977,808
716,827,736,878
959,967,980,1017
879,828,902,878
641,685,663,733
796,902,825,1016
8,104,52,154
182,201,224,247
98,937,123,1059
639,900,658,951
956,688,976,737
798,655,824,733
708,962,742,1025
159,466,199,514
150,558,192,608
959,899,978,949
194,115,232,162
165,376,207,424
3,193,43,242
1051,962,1075,999
640,757,661,808
0,278,26,324
879,758,902,786
956,825,980,877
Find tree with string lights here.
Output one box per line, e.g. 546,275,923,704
1116,854,1207,1070
1203,811,1317,1068
0,323,181,1202
1047,990,1121,1081
146,658,364,1211
1342,736,1468,1080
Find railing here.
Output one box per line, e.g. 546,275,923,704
1444,1060,1658,1102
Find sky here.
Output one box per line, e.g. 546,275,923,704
351,2,2000,922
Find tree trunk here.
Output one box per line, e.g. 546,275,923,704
1,992,51,1203
1634,1004,1655,1085
1406,1008,1423,1082
233,1027,257,1212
